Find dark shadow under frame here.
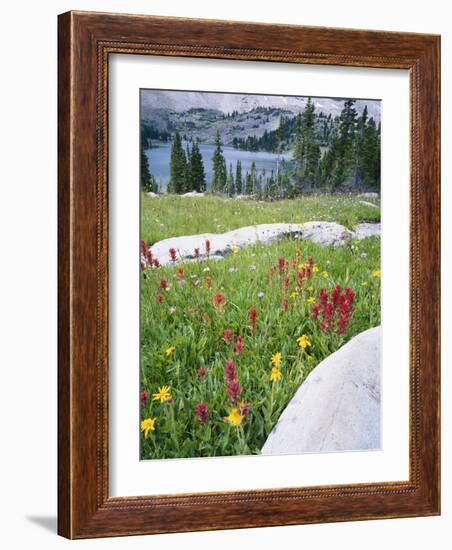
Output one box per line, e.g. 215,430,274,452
58,11,440,539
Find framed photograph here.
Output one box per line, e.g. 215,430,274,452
58,11,440,538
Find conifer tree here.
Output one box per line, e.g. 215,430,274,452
361,117,381,189
235,160,243,195
212,131,227,193
140,147,157,193
226,162,235,196
293,97,320,191
244,171,253,195
168,132,187,193
250,161,257,197
188,141,206,192
352,105,368,189
331,98,358,188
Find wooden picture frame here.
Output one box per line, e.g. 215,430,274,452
58,10,440,539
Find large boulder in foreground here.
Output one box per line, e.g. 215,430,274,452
261,326,381,455
149,222,380,266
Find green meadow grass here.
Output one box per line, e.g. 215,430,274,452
141,193,380,245
140,194,381,459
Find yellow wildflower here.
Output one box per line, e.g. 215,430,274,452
224,407,243,426
165,346,176,356
270,366,283,382
152,386,172,403
271,352,282,367
297,334,311,349
312,265,319,273
362,281,369,287
307,286,314,292
298,263,306,269
307,297,316,304
372,270,381,278
140,417,156,437
321,271,329,278
291,291,299,299
307,355,314,363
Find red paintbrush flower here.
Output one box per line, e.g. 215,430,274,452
224,359,237,383
249,307,257,331
176,266,184,279
278,257,286,274
194,402,209,425
140,389,148,405
223,329,234,343
198,367,207,378
140,240,148,257
312,286,355,334
283,276,290,291
282,298,289,311
234,335,245,355
194,247,200,259
159,278,168,290
213,292,226,312
152,258,160,268
155,294,164,303
227,379,242,402
169,247,177,262
205,239,211,256
239,401,250,418
202,312,210,324
297,268,306,287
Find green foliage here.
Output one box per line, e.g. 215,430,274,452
293,98,321,191
211,131,227,193
226,162,235,197
141,194,380,246
140,226,381,459
140,147,157,193
168,132,187,193
188,140,206,192
235,160,243,195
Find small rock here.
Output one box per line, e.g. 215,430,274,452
146,192,158,197
261,326,381,454
359,192,379,199
359,200,379,209
182,191,205,197
354,223,381,240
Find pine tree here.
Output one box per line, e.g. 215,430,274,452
293,97,320,192
267,170,277,199
212,131,227,193
140,147,157,193
168,132,187,193
188,141,206,192
235,160,243,195
361,117,381,189
244,171,252,195
331,99,358,189
352,105,368,189
250,161,257,197
226,162,235,196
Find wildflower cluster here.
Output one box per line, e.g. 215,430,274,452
312,285,356,334
140,240,160,270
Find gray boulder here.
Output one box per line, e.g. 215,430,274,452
354,223,381,240
148,221,377,266
261,326,381,455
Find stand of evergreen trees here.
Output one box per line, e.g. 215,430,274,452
167,133,206,193
144,98,380,197
140,146,158,193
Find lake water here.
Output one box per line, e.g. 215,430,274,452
145,141,292,190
